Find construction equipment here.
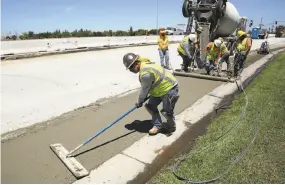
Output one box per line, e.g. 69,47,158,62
50,100,148,179
175,0,253,82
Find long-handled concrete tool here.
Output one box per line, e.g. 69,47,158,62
50,99,149,179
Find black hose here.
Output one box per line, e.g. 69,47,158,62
171,79,260,183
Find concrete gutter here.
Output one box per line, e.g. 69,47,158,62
72,48,285,184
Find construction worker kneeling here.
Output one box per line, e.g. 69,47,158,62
123,53,179,135
177,33,201,72
205,39,231,76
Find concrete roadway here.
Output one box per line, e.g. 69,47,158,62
1,48,280,184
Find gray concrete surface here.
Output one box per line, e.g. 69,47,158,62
1,76,222,183
2,45,284,184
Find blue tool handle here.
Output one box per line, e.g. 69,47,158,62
82,96,150,145
83,105,137,145
67,96,150,157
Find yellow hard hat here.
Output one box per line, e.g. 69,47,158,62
237,30,246,38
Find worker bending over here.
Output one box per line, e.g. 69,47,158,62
205,38,230,75
177,33,198,72
157,29,170,69
235,30,252,72
123,53,179,135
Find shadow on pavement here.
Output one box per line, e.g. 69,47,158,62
73,131,136,157
125,120,153,133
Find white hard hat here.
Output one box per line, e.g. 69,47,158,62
214,39,222,47
189,33,196,42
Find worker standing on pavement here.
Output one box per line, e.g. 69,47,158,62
123,53,179,135
157,29,170,69
177,33,198,72
205,39,230,75
235,30,252,72
236,30,252,58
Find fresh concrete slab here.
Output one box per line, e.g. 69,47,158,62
2,37,284,136
1,76,222,183
1,39,284,184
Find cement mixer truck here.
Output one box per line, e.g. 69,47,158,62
182,0,253,59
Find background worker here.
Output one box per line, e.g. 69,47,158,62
123,53,179,135
177,33,197,72
205,39,230,75
157,29,170,69
235,30,252,72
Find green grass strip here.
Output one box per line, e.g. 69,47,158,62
151,52,285,184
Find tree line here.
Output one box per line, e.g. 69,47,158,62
3,26,159,41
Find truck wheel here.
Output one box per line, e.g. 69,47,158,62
216,0,226,18
182,0,190,18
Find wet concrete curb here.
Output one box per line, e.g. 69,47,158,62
72,48,285,184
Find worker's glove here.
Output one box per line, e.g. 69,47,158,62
135,102,143,108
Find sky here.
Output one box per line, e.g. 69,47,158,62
1,0,285,34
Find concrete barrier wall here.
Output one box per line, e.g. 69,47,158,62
1,35,184,55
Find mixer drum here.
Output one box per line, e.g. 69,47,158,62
215,2,240,37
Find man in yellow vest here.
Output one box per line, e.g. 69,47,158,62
236,30,252,57
157,29,170,69
205,39,230,75
123,52,179,135
235,30,252,73
177,33,200,72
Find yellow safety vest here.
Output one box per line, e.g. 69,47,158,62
157,36,169,49
177,36,194,55
237,37,251,52
137,57,150,63
206,42,229,61
139,62,177,97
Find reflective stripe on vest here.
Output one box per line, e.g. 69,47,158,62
139,62,177,97
140,67,176,89
207,43,227,61
177,36,194,55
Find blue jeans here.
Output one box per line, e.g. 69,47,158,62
205,60,217,75
158,49,170,68
145,85,179,130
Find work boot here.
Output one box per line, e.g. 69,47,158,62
183,66,189,72
163,124,176,133
149,126,160,135
161,124,176,136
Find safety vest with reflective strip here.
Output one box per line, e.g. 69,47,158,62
157,36,169,49
237,37,252,52
206,42,229,61
139,62,177,97
137,57,150,63
177,36,195,55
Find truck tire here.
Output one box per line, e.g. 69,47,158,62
182,0,190,18
216,0,225,18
